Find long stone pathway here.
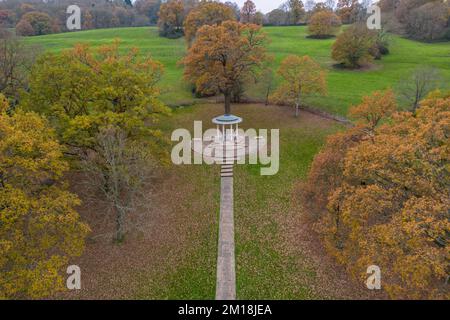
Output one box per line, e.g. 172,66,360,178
215,164,236,300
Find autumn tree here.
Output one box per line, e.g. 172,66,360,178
158,0,185,38
271,55,327,117
329,92,449,299
21,42,170,242
308,10,341,38
349,89,397,131
305,90,449,299
240,0,256,24
182,21,269,114
302,125,367,219
304,89,397,218
18,11,54,36
183,0,236,45
0,95,90,299
15,19,34,36
331,23,377,68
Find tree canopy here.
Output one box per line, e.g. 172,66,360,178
304,90,450,299
158,0,185,38
308,10,341,38
182,20,269,114
271,55,327,117
183,0,236,45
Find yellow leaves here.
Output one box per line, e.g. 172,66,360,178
0,109,89,299
308,11,342,38
0,94,8,113
0,110,68,181
331,23,377,68
184,1,236,45
182,21,269,98
27,256,67,299
349,89,397,129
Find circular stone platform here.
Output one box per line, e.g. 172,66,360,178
192,114,266,164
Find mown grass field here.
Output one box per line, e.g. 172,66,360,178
25,26,450,116
124,104,348,299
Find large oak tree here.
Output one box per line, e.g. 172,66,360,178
182,20,269,114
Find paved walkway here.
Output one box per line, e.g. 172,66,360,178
215,164,236,300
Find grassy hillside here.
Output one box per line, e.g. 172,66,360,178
25,26,450,116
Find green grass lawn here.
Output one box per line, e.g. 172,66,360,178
134,103,343,299
25,26,450,116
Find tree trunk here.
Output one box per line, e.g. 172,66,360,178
114,206,125,243
224,92,231,115
295,103,299,118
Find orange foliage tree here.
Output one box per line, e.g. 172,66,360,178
304,90,450,299
182,21,269,114
157,0,185,38
183,0,236,45
308,11,341,38
349,89,397,131
271,55,327,117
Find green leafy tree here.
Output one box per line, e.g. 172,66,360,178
21,41,170,241
271,55,327,117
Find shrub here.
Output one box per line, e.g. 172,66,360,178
331,23,377,68
308,11,341,38
20,11,53,36
15,19,34,36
